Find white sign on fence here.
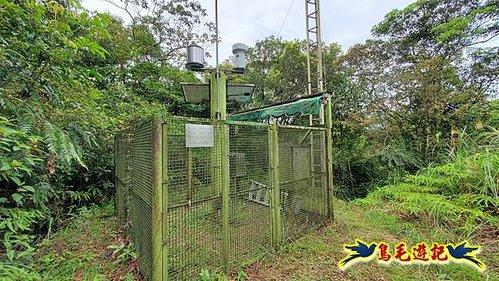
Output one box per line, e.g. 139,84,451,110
185,124,214,147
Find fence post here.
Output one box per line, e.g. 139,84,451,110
220,120,230,270
269,124,282,246
125,133,132,235
188,147,193,202
114,135,120,222
151,118,163,281
325,98,334,220
161,121,169,280
114,134,128,226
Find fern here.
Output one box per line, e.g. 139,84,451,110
359,150,499,234
41,121,88,169
2,93,91,170
43,122,59,156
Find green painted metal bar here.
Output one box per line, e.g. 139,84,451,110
210,72,217,183
113,136,119,222
218,73,227,120
309,129,316,192
151,118,163,281
209,69,230,270
269,124,282,246
161,122,169,280
325,99,334,220
218,71,230,270
163,115,213,123
277,124,326,131
210,71,222,216
188,147,193,202
125,133,132,236
268,126,275,245
210,71,227,120
220,120,230,270
226,120,270,127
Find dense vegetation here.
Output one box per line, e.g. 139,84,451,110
0,0,497,279
0,0,211,276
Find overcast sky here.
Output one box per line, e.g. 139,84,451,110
83,0,416,64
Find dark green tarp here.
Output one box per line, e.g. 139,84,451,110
228,95,322,121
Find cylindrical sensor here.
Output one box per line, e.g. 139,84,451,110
186,44,205,71
232,43,249,72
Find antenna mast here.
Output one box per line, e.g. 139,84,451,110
305,0,334,220
305,0,325,123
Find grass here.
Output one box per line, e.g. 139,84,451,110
166,196,272,279
244,199,498,281
22,198,497,280
30,203,139,281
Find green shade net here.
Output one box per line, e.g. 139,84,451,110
229,95,322,121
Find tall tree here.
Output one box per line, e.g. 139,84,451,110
245,36,308,105
104,0,216,65
344,0,499,165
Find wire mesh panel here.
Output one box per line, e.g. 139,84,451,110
277,126,328,240
228,123,272,264
164,118,223,279
129,120,154,280
116,117,332,280
115,132,131,226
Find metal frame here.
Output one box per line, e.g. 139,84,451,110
115,117,331,280
269,123,282,245
115,1,334,278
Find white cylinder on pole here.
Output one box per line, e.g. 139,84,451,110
232,43,249,72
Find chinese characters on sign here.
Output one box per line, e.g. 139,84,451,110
339,240,485,271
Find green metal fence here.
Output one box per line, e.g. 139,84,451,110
278,126,328,240
115,116,332,280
